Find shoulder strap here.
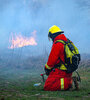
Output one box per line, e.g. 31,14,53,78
67,38,72,43
55,39,68,69
55,38,72,45
55,40,66,45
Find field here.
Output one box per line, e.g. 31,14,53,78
0,66,90,100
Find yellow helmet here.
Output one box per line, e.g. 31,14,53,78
48,25,64,41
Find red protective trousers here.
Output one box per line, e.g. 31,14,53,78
44,68,72,91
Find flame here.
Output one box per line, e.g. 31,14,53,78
9,31,37,49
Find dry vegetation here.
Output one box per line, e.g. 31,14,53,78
0,53,90,100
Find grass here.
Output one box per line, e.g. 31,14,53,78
0,67,90,100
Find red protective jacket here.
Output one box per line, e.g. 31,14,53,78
44,34,72,91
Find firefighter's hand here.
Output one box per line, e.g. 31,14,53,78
44,68,51,76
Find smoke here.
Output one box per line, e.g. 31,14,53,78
0,0,90,54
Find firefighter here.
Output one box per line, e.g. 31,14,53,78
44,25,72,91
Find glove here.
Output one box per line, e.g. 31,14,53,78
44,68,51,76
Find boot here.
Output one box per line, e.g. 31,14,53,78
72,76,79,90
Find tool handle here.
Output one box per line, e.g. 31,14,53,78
40,73,46,82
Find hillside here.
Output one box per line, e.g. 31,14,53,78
0,52,90,70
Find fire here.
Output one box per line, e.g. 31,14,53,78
9,30,37,49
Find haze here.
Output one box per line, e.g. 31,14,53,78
0,0,90,55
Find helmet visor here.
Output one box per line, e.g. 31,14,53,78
48,37,52,41
48,33,52,41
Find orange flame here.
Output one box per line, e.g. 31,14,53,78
9,30,37,49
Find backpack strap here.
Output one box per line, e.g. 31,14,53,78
54,39,68,69
55,39,72,45
55,40,66,45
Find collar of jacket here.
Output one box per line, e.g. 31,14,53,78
53,34,67,43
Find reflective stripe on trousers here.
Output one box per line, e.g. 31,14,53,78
60,78,64,90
